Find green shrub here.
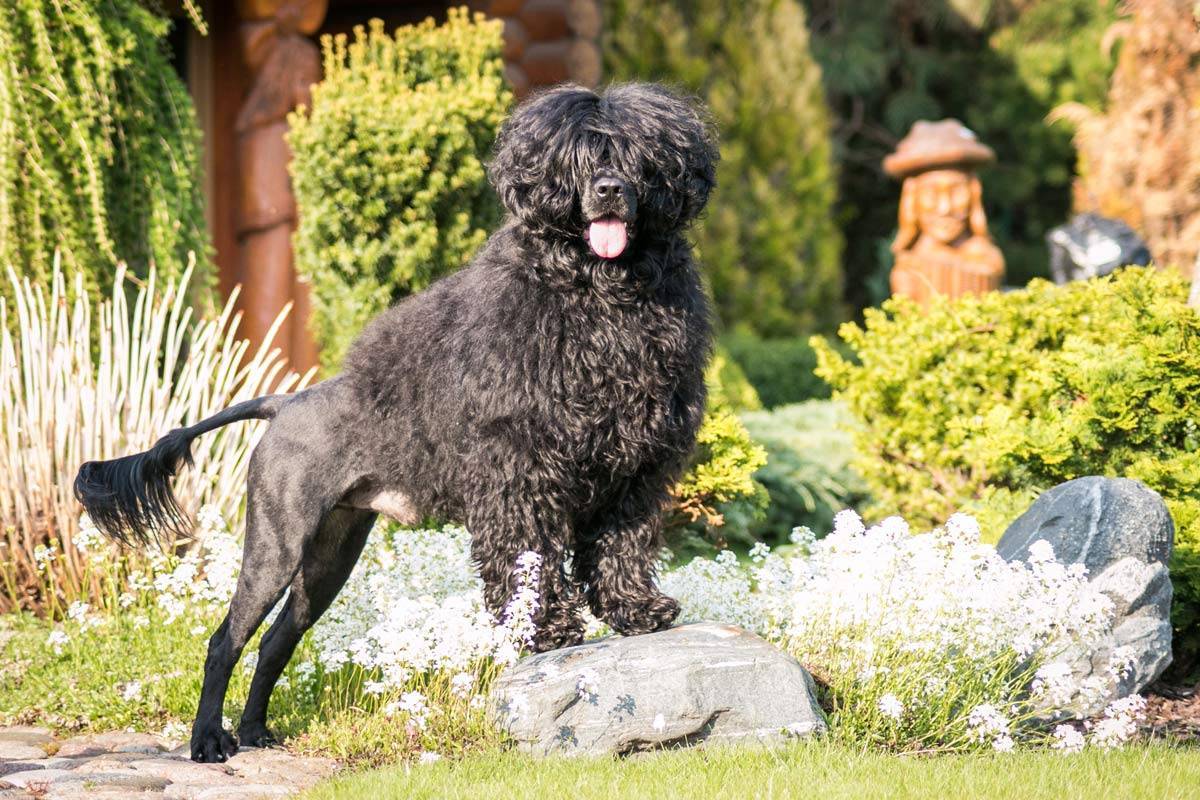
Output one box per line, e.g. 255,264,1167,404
706,347,763,412
0,0,211,307
288,11,511,370
722,333,849,408
814,267,1200,672
737,400,869,547
605,0,844,337
667,360,769,555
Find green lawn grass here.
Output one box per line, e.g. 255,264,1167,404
304,740,1200,800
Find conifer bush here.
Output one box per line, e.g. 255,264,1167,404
288,11,511,370
0,0,211,307
814,267,1200,670
605,0,844,337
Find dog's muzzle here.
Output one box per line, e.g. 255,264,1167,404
583,174,636,259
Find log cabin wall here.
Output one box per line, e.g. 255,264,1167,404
191,0,603,373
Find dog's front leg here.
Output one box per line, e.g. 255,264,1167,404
575,480,680,637
467,488,585,653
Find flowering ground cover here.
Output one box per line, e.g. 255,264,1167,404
0,506,1170,769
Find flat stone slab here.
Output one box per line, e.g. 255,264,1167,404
490,621,827,757
0,727,338,799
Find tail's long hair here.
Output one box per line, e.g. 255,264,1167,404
74,395,287,546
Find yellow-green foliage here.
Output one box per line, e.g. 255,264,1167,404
0,0,211,308
705,349,763,412
814,268,1200,667
669,364,769,553
288,10,511,370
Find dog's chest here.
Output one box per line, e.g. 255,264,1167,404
546,295,701,469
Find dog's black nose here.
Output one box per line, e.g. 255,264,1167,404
592,176,624,198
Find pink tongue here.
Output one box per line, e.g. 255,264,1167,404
587,219,627,259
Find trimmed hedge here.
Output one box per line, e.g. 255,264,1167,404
814,267,1200,672
288,11,511,370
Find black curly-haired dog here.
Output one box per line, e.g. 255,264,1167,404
74,82,717,763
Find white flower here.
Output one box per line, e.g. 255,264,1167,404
122,681,143,702
418,751,442,764
1106,646,1136,681
832,509,865,537
943,513,981,545
991,733,1015,753
118,592,136,609
1052,724,1085,754
67,601,90,623
575,668,600,702
450,672,475,699
877,693,904,721
160,721,189,743
47,629,69,654
503,692,530,720
74,523,104,553
1027,539,1056,565
1089,695,1145,750
34,544,57,567
967,704,1010,745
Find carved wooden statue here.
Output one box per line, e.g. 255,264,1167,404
885,119,1004,304
235,0,327,371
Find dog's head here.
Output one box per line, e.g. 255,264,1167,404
488,83,718,260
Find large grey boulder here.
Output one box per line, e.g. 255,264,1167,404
998,476,1174,716
489,621,826,757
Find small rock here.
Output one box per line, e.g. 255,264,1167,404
0,728,53,746
0,742,47,761
490,621,826,757
85,733,165,753
193,784,295,799
54,740,111,759
998,476,1174,716
0,767,74,788
0,761,46,778
55,771,171,791
126,757,239,785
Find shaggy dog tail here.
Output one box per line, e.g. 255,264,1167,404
74,395,289,546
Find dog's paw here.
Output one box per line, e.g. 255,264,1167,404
608,593,680,637
190,724,238,763
531,626,585,653
236,722,279,749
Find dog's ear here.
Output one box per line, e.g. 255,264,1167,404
603,83,719,232
488,85,599,234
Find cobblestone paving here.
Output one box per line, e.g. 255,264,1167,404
0,727,336,799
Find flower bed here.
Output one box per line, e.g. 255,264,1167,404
10,508,1145,762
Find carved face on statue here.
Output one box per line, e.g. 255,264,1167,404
913,169,973,246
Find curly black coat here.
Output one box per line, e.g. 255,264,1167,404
74,82,718,762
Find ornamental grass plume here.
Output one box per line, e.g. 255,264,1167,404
0,258,308,615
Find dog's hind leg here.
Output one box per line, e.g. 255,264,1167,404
237,507,376,748
190,456,332,762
